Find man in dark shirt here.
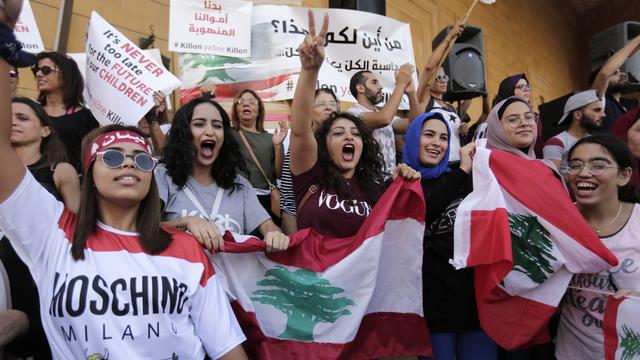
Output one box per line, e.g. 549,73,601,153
591,33,640,131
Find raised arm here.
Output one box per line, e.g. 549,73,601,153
289,10,328,176
416,20,464,110
358,63,413,129
0,4,27,202
591,34,640,97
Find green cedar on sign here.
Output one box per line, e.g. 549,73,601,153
508,213,558,284
251,266,355,341
620,324,640,360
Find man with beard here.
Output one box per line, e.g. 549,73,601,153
543,90,605,175
346,64,419,176
591,33,640,132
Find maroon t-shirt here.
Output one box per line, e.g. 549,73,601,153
293,162,373,238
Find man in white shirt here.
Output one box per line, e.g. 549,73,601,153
346,65,420,175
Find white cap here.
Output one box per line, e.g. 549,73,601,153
558,90,602,124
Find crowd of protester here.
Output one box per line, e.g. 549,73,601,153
0,1,639,359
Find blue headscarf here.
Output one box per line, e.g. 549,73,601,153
402,112,452,179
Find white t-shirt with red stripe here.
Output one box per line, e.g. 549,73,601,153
0,172,245,360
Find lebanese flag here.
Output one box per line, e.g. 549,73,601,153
604,296,640,360
452,143,618,350
212,178,431,359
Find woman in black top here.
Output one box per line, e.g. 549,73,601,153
33,51,99,172
403,112,496,360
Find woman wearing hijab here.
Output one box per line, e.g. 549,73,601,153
487,74,544,158
486,96,560,360
403,113,493,360
611,106,640,187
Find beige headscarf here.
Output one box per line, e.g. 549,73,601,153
486,96,536,159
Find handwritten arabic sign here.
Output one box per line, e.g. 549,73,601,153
169,0,252,57
177,5,416,107
15,0,44,53
85,12,181,126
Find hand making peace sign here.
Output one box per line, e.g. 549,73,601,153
297,9,329,72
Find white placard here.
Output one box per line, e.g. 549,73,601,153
169,0,252,57
177,5,416,108
85,12,181,126
15,0,45,53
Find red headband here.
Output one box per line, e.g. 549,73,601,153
82,130,152,173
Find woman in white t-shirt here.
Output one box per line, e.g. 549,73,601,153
158,95,289,252
0,10,249,357
556,134,640,359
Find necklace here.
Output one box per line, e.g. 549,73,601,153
592,203,623,235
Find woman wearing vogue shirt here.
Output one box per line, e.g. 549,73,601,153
157,95,289,252
556,134,640,360
33,51,99,172
230,89,287,224
0,9,248,357
289,11,419,238
280,88,339,234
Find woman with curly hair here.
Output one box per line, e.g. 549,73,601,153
290,11,418,238
156,96,289,252
33,51,99,172
230,89,287,223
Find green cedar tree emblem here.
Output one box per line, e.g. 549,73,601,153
620,324,640,360
182,54,249,84
508,213,558,284
251,266,355,341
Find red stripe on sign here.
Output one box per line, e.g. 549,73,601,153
232,301,431,359
488,150,618,266
474,283,555,350
179,72,298,104
603,296,624,360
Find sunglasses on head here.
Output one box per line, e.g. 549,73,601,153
96,149,157,172
31,65,61,76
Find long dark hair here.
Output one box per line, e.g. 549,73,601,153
72,125,171,260
230,89,266,132
315,112,386,203
568,134,638,203
162,96,246,190
35,52,85,109
11,97,67,169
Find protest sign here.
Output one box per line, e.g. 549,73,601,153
177,5,416,108
85,12,181,126
15,0,45,53
169,0,252,57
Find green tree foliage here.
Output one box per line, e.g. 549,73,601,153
620,324,640,360
251,266,355,341
509,213,557,284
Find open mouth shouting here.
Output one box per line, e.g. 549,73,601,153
199,139,217,159
342,143,356,162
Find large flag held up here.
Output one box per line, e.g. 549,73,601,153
452,143,618,350
604,296,640,360
212,178,430,359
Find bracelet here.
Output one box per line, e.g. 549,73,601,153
0,24,35,67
